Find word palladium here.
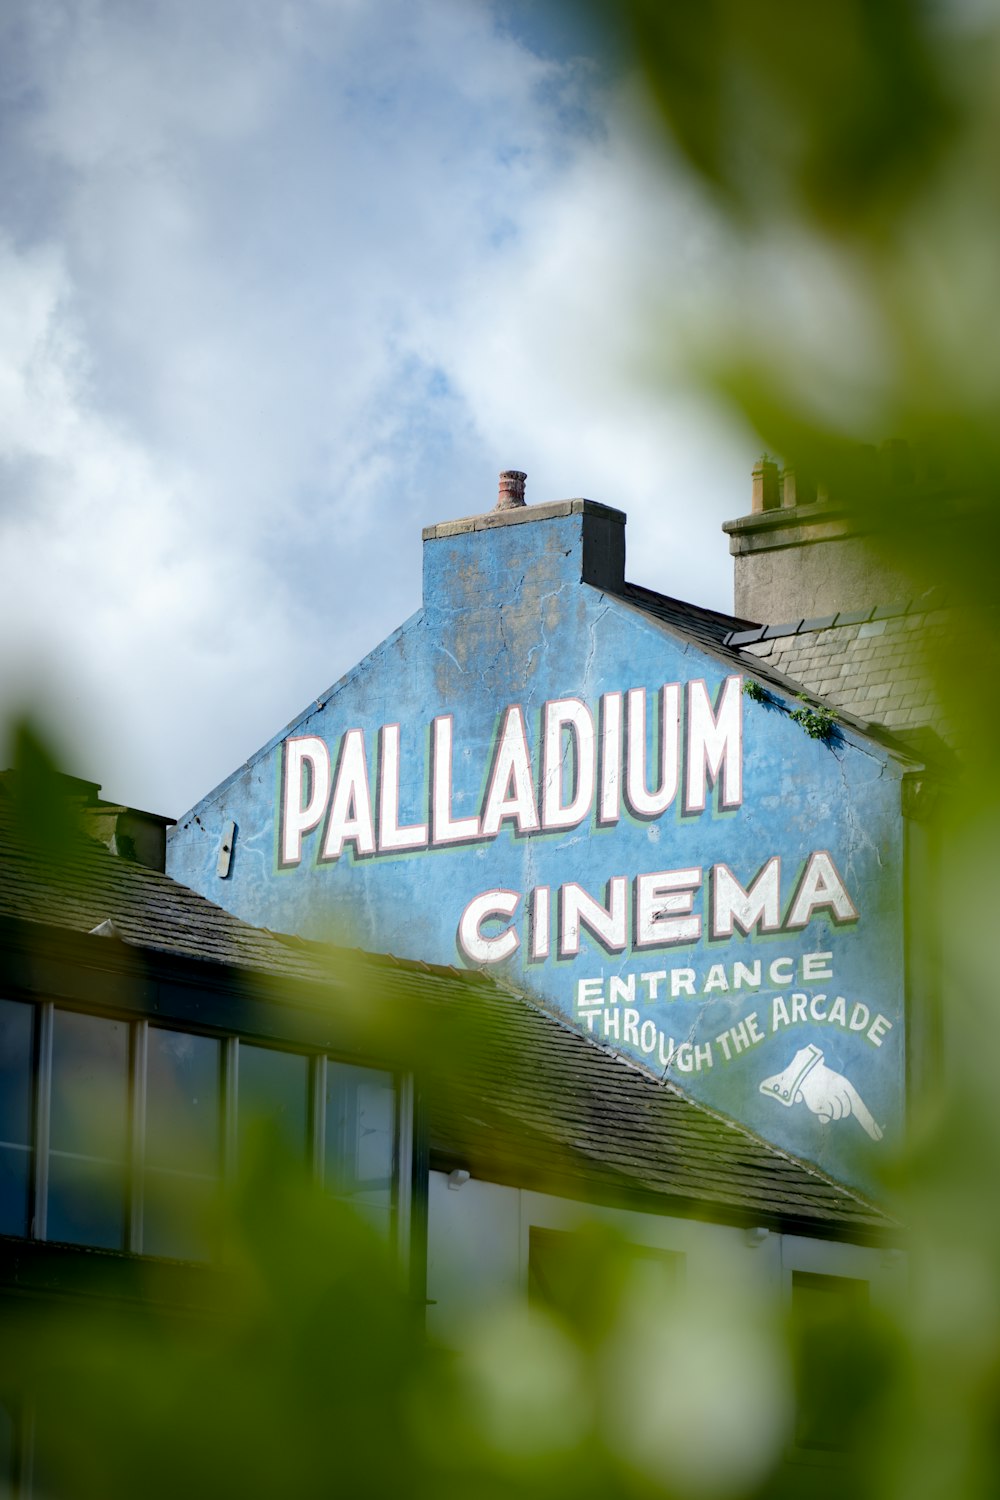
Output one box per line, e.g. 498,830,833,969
280,678,744,866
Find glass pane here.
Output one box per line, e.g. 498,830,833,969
325,1062,396,1233
0,998,33,1236
48,1010,128,1250
0,1397,14,1493
237,1044,308,1162
529,1227,682,1329
143,1028,221,1261
792,1271,870,1450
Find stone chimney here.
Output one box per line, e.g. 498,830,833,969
422,472,626,609
723,443,940,623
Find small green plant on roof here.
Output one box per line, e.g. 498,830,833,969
789,696,838,741
742,678,769,704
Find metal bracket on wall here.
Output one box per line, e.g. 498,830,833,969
217,820,236,878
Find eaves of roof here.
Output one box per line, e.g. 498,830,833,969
0,797,899,1244
604,581,926,766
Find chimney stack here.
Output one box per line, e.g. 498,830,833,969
723,441,950,623
495,470,527,511
750,457,780,513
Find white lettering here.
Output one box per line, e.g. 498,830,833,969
685,676,743,812
280,735,331,866
432,716,480,844
868,1014,892,1047
576,977,605,1008
481,706,540,837
634,868,703,948
625,685,680,818
803,951,834,981
785,851,859,929
711,858,781,938
530,886,550,961
560,880,628,957
321,730,375,860
378,724,428,852
542,699,595,830
457,889,520,964
829,996,848,1027
598,692,622,825
609,974,637,1005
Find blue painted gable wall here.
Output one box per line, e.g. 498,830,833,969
168,500,905,1197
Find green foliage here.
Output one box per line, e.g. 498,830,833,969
578,2,1000,1491
788,697,838,741
1,716,85,867
742,678,769,704
9,3,1000,1492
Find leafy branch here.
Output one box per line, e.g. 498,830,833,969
788,696,838,741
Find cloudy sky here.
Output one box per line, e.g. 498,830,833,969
0,0,754,817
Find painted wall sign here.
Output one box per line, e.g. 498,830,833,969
169,501,906,1197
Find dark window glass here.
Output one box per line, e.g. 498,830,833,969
529,1226,682,1333
792,1271,870,1450
48,1010,129,1250
237,1044,308,1162
143,1028,221,1261
0,1398,15,1494
0,998,33,1236
325,1063,396,1234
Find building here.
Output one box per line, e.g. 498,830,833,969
169,468,938,1203
0,763,901,1495
3,461,943,1492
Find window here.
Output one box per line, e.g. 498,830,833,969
529,1225,683,1331
48,1010,129,1250
143,1028,222,1261
325,1061,396,1235
0,998,401,1262
0,1398,15,1496
791,1271,870,1451
237,1042,309,1162
0,998,33,1237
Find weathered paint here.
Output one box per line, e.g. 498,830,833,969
168,501,906,1197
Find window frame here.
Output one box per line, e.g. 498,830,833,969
0,991,407,1265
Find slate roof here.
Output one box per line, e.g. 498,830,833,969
0,784,894,1240
727,592,957,747
412,967,895,1238
612,577,952,756
614,582,756,653
0,794,324,982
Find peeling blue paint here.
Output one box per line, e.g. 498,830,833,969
169,500,906,1198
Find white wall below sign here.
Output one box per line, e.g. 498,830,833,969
426,1170,905,1347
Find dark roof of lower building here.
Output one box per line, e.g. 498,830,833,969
0,792,325,981
412,966,896,1239
0,783,897,1241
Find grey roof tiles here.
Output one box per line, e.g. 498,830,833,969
617,577,954,751
0,793,893,1238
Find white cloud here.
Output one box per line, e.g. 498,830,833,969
0,0,751,815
